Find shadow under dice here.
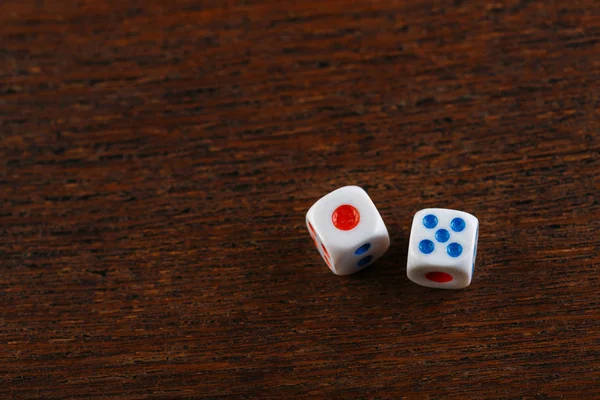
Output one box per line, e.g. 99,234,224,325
306,186,390,276
407,208,479,289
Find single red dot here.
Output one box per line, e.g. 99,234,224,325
321,243,330,259
331,204,360,231
425,271,453,283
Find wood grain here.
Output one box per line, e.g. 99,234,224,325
1,0,599,398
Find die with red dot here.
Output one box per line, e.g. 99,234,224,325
306,186,390,275
407,208,479,289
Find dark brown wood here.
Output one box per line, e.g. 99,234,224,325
1,0,599,398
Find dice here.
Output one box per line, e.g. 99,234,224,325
407,208,479,289
306,186,390,275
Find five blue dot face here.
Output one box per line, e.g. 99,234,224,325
355,243,371,256
446,242,463,257
419,239,435,254
419,213,470,257
435,229,450,243
357,255,373,267
422,214,438,229
450,217,466,232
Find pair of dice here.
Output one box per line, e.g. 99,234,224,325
306,186,479,289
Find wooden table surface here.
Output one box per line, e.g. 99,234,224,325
1,0,599,398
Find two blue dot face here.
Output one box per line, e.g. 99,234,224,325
419,214,465,257
355,243,372,267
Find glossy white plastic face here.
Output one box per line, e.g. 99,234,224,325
407,208,479,289
306,186,390,276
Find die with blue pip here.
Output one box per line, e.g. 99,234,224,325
407,208,479,289
305,186,390,276
305,187,480,289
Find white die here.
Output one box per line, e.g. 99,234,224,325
407,208,479,289
306,186,390,276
